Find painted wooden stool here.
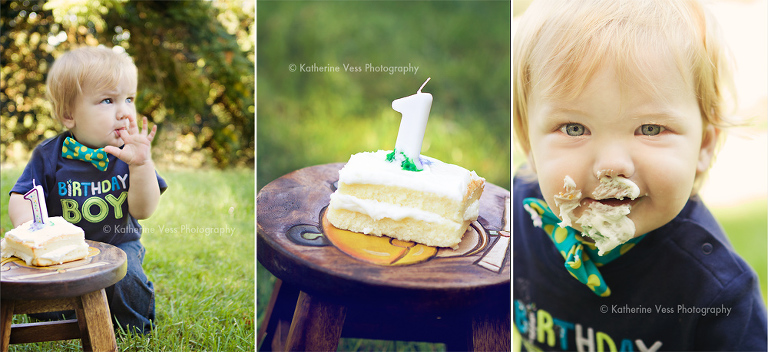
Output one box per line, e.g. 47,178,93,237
1,240,127,352
257,163,511,351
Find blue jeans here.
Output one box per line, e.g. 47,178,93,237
106,239,155,334
28,240,155,335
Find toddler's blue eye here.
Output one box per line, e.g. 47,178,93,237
100,98,113,104
561,123,586,136
639,124,665,136
126,97,134,103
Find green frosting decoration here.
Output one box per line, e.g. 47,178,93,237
386,150,397,162
400,155,422,171
385,150,423,172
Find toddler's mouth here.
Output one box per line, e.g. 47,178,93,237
587,197,636,208
554,175,641,255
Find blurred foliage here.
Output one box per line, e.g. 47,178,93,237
257,1,511,191
1,0,255,168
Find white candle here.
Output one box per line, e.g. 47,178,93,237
23,179,48,230
392,77,433,170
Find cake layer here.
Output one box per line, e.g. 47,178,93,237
2,216,89,266
327,150,485,249
326,206,469,249
1,239,89,266
336,182,482,224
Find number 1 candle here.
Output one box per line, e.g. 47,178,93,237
391,77,433,171
23,179,48,230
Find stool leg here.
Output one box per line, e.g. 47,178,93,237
78,289,117,352
258,279,301,352
75,296,92,351
1,300,14,352
258,278,283,347
285,291,346,352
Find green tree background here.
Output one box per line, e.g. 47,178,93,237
257,1,511,191
1,0,255,169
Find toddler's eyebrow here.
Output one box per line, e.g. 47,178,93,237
630,109,688,122
97,90,136,97
549,106,588,116
546,105,688,122
95,89,118,96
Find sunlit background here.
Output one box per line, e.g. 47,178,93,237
1,0,255,169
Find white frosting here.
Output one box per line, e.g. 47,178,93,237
554,176,581,228
330,193,445,225
337,150,482,201
38,243,90,263
592,177,640,200
1,238,29,262
5,216,84,247
576,202,635,255
463,199,481,221
553,175,638,256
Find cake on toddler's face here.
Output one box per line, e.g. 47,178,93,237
1,216,89,266
326,150,485,249
555,175,640,256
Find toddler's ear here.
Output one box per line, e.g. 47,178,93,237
61,113,76,129
696,124,719,174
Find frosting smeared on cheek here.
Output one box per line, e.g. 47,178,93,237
553,176,581,228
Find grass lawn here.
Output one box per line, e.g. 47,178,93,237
711,199,768,303
1,167,255,351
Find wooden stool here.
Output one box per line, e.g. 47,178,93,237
1,240,127,352
257,163,511,351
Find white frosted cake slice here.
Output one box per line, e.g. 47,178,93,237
1,216,89,266
327,150,485,249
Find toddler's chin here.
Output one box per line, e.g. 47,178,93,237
109,138,125,148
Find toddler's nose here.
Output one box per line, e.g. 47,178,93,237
116,103,132,121
592,144,634,179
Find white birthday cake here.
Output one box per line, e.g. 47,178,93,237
1,216,89,266
326,150,485,249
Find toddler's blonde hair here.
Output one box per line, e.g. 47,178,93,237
513,0,735,186
46,46,137,123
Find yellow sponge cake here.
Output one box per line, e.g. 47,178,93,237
327,150,485,249
1,216,89,267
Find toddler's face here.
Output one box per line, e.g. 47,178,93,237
526,58,715,238
65,78,136,149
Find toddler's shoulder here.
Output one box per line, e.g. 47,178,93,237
661,196,756,288
31,132,68,156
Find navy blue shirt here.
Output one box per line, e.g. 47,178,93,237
514,176,767,351
11,132,167,245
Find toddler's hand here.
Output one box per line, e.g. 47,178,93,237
104,115,157,167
